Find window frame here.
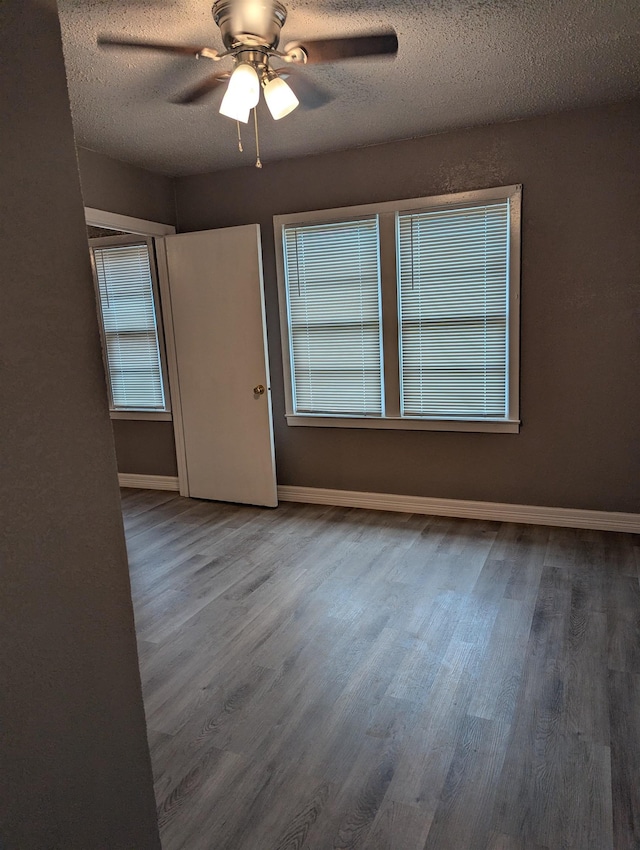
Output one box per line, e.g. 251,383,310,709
274,184,521,433
89,234,172,420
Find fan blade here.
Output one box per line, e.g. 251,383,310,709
285,31,397,65
275,67,333,110
97,35,217,59
173,71,230,104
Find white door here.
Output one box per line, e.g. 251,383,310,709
163,225,277,507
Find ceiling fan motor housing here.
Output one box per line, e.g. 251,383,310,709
212,0,288,50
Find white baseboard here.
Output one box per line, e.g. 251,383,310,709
277,485,640,534
115,476,639,533
118,473,180,492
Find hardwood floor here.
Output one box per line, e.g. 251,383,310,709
121,488,640,850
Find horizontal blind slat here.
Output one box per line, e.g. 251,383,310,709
93,243,166,410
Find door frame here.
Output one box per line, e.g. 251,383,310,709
154,237,190,496
84,208,189,495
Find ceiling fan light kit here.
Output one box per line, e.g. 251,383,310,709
98,0,398,166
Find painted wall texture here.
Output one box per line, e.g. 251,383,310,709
174,101,640,513
112,418,179,477
78,146,176,226
0,2,161,847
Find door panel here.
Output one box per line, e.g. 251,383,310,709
164,225,277,507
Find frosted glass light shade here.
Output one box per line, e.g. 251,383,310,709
263,76,299,120
219,97,250,123
219,62,260,123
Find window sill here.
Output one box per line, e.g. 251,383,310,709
285,414,520,433
110,410,172,422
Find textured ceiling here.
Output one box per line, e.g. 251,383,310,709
58,0,640,176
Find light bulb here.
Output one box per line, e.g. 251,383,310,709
263,75,299,120
219,62,260,123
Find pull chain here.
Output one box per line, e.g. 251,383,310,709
253,108,262,169
236,121,243,152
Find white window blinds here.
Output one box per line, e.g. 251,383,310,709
398,201,510,418
92,242,166,410
283,218,383,416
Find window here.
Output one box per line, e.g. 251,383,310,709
275,185,521,433
283,217,383,416
89,236,170,416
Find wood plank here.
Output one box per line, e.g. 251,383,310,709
366,800,433,850
423,714,511,850
608,670,640,850
488,566,572,847
607,575,640,673
468,596,534,724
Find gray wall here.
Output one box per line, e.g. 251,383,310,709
78,146,176,226
175,101,640,513
77,147,179,476
0,3,161,847
113,419,179,477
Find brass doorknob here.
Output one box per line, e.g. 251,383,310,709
253,384,265,395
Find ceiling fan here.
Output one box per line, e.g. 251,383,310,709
98,0,398,165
